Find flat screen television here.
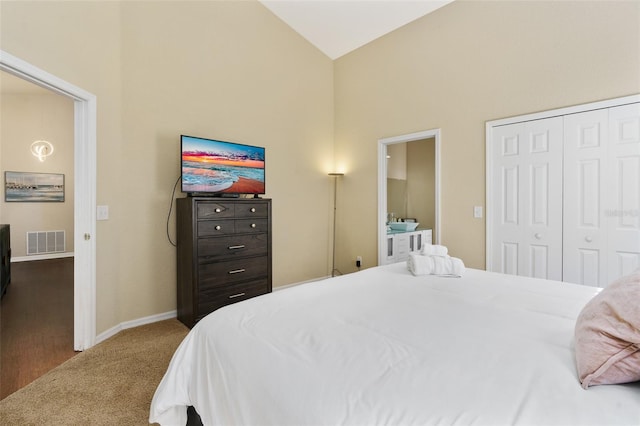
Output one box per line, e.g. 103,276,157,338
181,135,265,196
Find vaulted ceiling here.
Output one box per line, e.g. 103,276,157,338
259,0,454,59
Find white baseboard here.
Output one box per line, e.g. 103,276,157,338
11,252,75,262
95,310,177,345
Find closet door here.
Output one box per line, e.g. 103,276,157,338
563,109,609,286
607,103,640,281
563,103,640,286
491,117,563,279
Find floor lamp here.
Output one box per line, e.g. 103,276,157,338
329,172,344,277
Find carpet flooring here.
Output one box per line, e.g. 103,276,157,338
0,319,188,425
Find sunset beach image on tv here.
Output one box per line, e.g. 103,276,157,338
181,135,265,194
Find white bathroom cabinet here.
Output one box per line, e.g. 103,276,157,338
383,229,432,265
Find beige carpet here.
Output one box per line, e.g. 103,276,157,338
0,319,189,425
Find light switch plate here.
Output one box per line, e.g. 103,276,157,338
97,205,109,221
474,206,483,218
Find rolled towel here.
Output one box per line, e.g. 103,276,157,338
449,257,466,277
408,253,465,277
421,244,448,256
431,255,449,275
407,253,435,276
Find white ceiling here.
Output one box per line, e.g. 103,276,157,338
260,0,454,59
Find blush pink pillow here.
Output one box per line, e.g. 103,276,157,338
574,269,640,389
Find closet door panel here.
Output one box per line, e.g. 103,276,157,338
607,103,640,281
578,249,601,287
563,109,608,286
524,118,563,280
492,124,524,275
491,118,563,279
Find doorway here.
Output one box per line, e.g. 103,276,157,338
0,50,97,350
378,129,441,265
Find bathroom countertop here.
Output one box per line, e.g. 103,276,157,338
386,228,430,235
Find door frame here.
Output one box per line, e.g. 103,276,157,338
0,50,97,350
485,93,640,272
378,129,441,265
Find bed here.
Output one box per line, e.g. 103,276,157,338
150,262,640,425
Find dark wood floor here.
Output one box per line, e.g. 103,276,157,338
1,258,76,399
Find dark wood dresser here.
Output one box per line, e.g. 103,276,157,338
176,197,272,328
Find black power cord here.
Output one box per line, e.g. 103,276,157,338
166,176,181,247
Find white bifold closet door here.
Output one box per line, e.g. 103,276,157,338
491,102,640,287
563,103,640,286
491,117,563,280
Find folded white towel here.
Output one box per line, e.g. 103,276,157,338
421,244,448,256
407,253,465,277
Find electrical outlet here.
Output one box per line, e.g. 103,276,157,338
356,256,362,268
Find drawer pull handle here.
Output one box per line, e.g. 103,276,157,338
229,293,245,299
251,223,256,228
215,225,222,231
215,208,222,213
228,269,246,274
228,245,245,250
250,208,256,213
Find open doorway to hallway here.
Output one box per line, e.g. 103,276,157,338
0,70,76,398
1,50,98,353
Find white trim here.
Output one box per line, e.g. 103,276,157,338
11,252,75,262
95,311,178,345
0,50,97,351
487,94,640,129
378,129,441,265
485,94,640,271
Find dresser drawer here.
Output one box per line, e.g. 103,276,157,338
198,219,236,236
198,233,268,260
235,218,268,234
197,279,270,319
199,256,269,288
235,202,268,218
197,202,234,219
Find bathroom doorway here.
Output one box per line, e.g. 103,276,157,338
378,129,441,265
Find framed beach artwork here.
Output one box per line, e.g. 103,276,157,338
4,171,65,202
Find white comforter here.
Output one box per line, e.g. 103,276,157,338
150,263,640,425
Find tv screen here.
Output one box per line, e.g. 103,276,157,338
181,135,265,195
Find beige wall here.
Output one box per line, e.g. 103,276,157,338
1,1,334,334
334,0,640,272
0,90,75,257
386,143,407,180
386,143,407,220
407,139,435,238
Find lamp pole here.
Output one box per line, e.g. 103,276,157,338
329,173,344,277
